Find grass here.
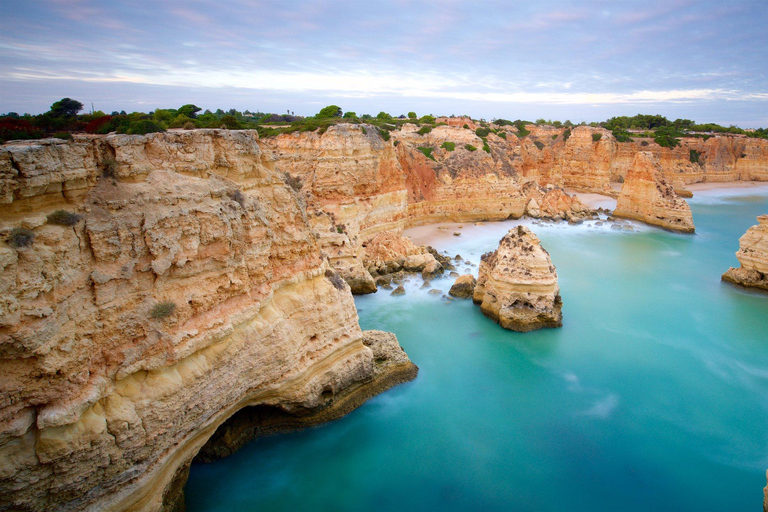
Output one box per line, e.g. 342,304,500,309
592,133,603,142
47,210,82,226
464,144,477,151
440,141,455,151
417,146,436,161
150,301,176,319
498,132,506,140
563,129,571,142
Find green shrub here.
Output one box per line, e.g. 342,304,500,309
101,156,117,178
377,128,390,141
464,144,477,151
475,127,491,138
417,126,432,135
8,228,35,248
343,111,357,119
440,141,455,151
654,126,681,148
53,131,73,140
393,140,400,146
408,111,417,119
361,126,367,135
482,141,490,153
183,121,196,130
689,149,702,164
150,301,176,319
47,210,82,226
419,115,435,124
612,129,633,143
219,115,239,129
563,128,571,142
552,134,558,139
592,133,602,142
534,141,545,150
417,146,436,161
514,121,530,137
463,124,469,129
316,105,342,119
127,120,164,135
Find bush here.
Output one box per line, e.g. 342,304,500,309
654,126,681,148
343,111,357,119
316,105,342,119
514,121,530,137
612,129,633,143
47,210,82,226
53,131,73,140
150,301,176,319
361,126,367,135
440,141,455,151
377,128,390,141
417,126,432,135
419,115,435,124
552,134,558,139
463,124,469,129
100,156,117,178
498,132,506,139
534,141,545,150
689,149,702,164
408,111,417,119
562,128,571,142
0,118,45,142
219,115,239,129
127,120,164,135
464,144,477,151
592,133,602,142
8,228,35,248
475,127,490,137
183,121,196,130
417,146,436,161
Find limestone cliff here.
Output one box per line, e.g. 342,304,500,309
614,152,695,233
0,131,417,512
722,215,768,291
473,226,562,332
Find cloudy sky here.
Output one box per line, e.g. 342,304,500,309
2,0,767,126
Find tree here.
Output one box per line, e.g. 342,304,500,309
343,111,357,119
408,111,417,119
316,105,342,119
49,98,83,117
376,111,392,120
177,104,202,119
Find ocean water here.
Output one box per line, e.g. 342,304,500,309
186,188,768,511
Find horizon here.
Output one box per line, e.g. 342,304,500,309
2,1,768,127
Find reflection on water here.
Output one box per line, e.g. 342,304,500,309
186,191,768,512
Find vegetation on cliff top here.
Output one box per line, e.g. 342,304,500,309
2,99,767,144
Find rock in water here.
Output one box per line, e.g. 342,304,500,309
613,152,695,233
391,285,406,296
722,215,768,292
449,274,477,298
473,226,562,332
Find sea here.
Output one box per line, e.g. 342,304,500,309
186,186,768,511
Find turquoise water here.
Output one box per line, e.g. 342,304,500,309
186,189,768,511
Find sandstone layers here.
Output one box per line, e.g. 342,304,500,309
614,152,696,233
473,226,562,332
722,215,768,291
0,132,417,512
2,122,767,512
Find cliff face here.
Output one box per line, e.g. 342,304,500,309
614,152,695,233
472,226,562,332
0,131,417,512
722,215,768,291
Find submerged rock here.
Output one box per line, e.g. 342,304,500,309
614,152,695,233
391,285,406,296
473,226,562,332
449,274,477,299
722,215,768,292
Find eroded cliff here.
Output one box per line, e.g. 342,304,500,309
0,131,417,512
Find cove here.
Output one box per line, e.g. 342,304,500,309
186,188,768,512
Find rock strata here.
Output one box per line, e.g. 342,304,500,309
722,215,768,291
614,152,695,233
473,226,562,332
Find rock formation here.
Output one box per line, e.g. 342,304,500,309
722,215,768,291
449,274,476,298
473,226,562,332
0,131,417,512
363,232,442,279
613,152,695,233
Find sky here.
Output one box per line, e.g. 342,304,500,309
1,0,767,127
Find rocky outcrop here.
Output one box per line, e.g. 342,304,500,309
363,232,442,279
722,215,768,291
614,152,695,233
473,226,562,332
449,274,476,298
0,131,417,512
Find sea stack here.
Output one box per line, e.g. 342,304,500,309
722,215,768,291
473,226,562,332
614,152,695,233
